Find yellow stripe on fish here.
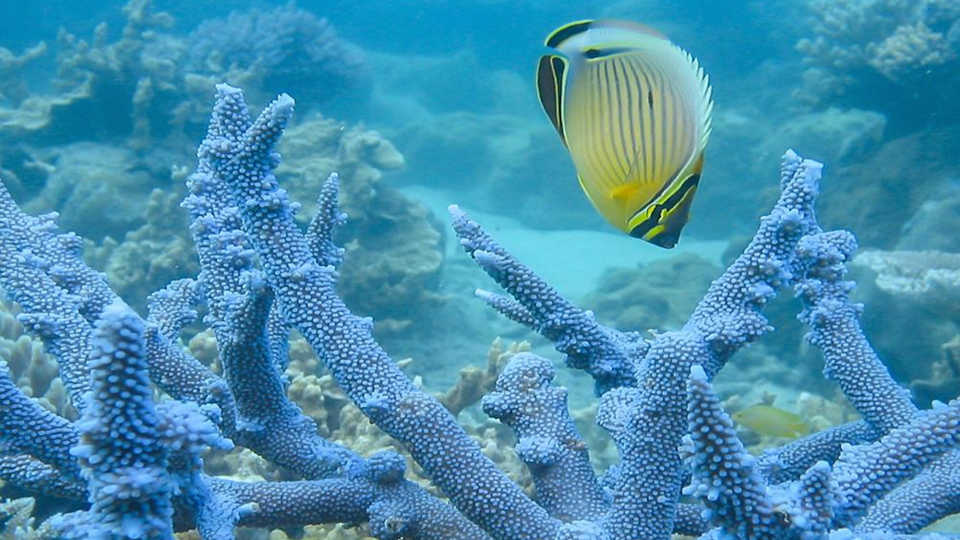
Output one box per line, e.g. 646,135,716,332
536,19,713,248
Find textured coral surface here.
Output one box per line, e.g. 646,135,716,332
0,84,956,539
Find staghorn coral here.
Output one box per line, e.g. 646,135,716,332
0,0,183,148
0,301,71,418
0,85,957,540
0,496,39,537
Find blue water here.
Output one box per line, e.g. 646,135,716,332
1,0,958,536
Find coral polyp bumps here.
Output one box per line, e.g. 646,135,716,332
0,85,957,540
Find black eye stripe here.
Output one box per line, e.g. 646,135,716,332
584,47,633,59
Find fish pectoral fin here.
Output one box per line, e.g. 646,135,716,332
608,182,642,201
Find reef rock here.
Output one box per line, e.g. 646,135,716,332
850,249,960,388
897,180,960,252
22,142,156,241
584,253,720,331
276,115,445,338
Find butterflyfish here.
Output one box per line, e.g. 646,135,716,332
732,404,812,440
536,19,713,247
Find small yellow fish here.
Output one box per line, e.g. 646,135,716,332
732,404,812,439
536,19,713,248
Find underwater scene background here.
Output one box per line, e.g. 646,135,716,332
0,0,958,538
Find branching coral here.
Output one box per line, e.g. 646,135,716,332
795,0,960,109
0,42,47,106
0,0,367,156
798,0,959,81
186,2,368,111
0,85,957,540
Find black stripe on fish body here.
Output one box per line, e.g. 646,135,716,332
631,56,656,183
628,173,701,247
610,58,633,175
600,61,626,177
618,58,639,168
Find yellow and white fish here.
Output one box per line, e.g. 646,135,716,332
536,19,713,248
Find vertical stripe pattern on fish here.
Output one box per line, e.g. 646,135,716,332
536,19,713,247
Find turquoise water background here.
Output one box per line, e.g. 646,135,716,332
0,3,958,533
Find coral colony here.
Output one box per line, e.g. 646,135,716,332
1,84,958,540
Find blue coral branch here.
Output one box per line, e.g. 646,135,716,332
795,230,919,432
595,151,823,540
450,204,647,393
0,83,956,539
474,288,539,328
184,108,360,479
795,461,834,536
756,420,881,484
0,454,85,500
146,278,202,343
482,352,607,521
206,451,492,539
682,364,789,539
306,172,348,269
831,400,960,528
197,83,510,538
67,303,176,540
683,151,821,371
0,184,95,411
0,358,82,485
270,172,346,375
0,181,236,428
855,449,960,534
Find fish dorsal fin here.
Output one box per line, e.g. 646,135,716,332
536,54,569,145
587,19,668,42
690,51,714,150
545,19,595,48
545,19,667,50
